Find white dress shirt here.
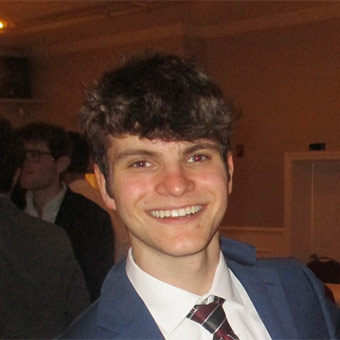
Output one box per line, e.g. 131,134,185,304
25,184,67,223
126,249,271,340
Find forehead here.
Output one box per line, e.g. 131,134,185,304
106,135,220,158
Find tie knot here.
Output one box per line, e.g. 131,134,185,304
187,296,224,323
187,296,224,320
187,296,239,340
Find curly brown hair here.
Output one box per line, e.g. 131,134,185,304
80,52,238,181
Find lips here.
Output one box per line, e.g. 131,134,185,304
150,205,202,219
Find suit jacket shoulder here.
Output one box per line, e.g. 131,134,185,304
259,256,339,338
60,259,164,340
57,188,111,224
220,237,340,339
0,196,90,339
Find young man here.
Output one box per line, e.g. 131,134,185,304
17,123,114,301
0,119,89,338
61,53,339,339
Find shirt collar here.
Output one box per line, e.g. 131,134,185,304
25,183,67,223
126,249,243,335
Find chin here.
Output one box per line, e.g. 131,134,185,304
163,238,212,257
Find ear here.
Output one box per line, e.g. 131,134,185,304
56,155,71,174
226,152,234,194
94,163,117,211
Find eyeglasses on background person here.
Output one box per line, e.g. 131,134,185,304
24,149,54,162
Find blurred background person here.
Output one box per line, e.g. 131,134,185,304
0,118,89,339
15,122,114,301
62,130,129,263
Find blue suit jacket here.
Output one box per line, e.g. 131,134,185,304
61,237,340,339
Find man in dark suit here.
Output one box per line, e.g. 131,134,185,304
17,122,114,301
0,119,89,339
55,187,114,300
62,131,129,263
61,53,340,339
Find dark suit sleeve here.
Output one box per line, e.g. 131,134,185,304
77,209,114,301
64,246,91,325
56,190,114,302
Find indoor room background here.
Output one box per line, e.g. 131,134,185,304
1,0,340,262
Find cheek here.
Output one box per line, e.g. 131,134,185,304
112,176,148,210
198,169,229,208
32,163,50,174
21,166,41,181
22,161,36,172
198,168,228,189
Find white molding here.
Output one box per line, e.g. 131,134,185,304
220,226,284,233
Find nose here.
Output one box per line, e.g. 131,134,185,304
155,165,194,197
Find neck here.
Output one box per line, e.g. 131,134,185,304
31,181,63,216
62,172,85,184
131,233,221,295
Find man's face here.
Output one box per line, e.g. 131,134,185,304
96,135,233,262
20,141,60,192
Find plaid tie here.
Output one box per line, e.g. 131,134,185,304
187,296,239,340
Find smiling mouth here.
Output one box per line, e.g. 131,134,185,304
150,205,202,219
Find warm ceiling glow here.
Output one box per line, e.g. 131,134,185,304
0,20,8,31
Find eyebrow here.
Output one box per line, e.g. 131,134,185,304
114,142,220,161
182,142,220,156
115,149,157,161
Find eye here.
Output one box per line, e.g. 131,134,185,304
187,154,208,163
131,160,152,168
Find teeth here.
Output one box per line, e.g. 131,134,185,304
151,206,202,219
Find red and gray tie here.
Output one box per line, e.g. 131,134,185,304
187,296,239,340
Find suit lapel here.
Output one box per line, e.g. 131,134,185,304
228,259,299,339
54,188,71,226
220,237,299,339
96,261,164,339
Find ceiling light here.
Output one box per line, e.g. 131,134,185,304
0,20,8,32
